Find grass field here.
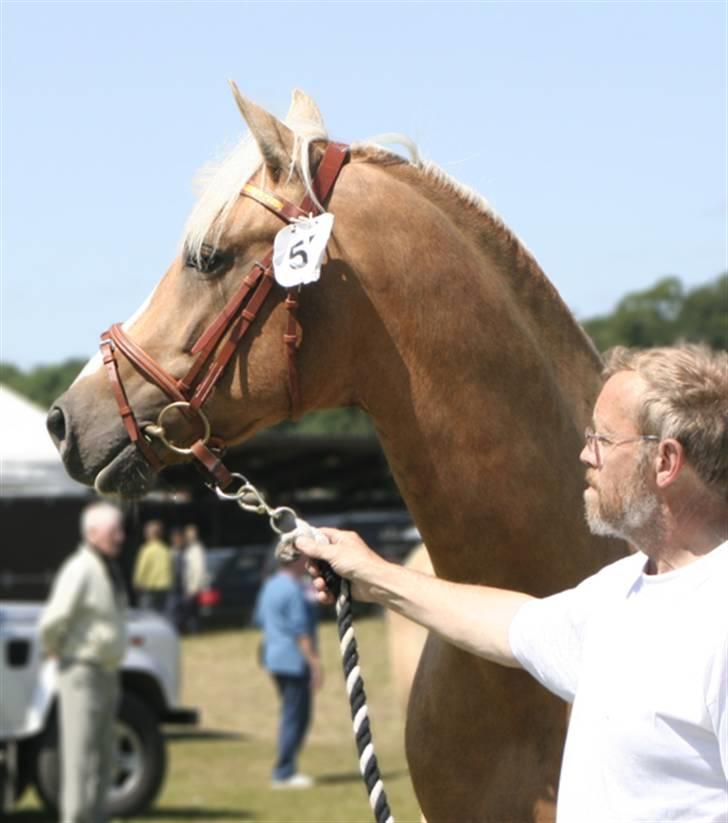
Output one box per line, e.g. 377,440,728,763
15,616,421,822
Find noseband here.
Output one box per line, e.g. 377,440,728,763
99,142,349,489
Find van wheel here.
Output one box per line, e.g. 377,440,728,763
34,692,167,818
108,692,167,816
0,741,32,808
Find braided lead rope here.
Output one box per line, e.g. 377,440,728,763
333,577,394,823
214,476,395,823
278,524,394,823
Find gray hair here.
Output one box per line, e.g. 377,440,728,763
80,501,123,538
603,344,728,499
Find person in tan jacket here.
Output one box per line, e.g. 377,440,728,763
39,501,127,823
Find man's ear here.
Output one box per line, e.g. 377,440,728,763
229,81,296,180
655,438,685,489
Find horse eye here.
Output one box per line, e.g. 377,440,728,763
185,244,227,276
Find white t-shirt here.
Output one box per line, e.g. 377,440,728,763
509,541,728,823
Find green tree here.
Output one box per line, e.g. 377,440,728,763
582,273,727,352
0,358,87,409
675,273,728,350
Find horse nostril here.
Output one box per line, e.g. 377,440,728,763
46,406,67,446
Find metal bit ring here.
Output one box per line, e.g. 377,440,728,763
146,401,211,455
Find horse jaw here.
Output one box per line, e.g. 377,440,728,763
93,443,156,498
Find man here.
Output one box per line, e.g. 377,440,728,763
182,524,207,633
254,552,322,789
39,501,127,823
298,344,728,822
132,520,171,614
168,526,188,631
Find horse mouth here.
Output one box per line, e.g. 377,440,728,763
94,444,156,498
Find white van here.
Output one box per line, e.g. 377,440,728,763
0,602,197,817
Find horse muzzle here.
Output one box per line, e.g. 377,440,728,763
47,392,155,494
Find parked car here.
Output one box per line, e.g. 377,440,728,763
0,601,197,817
308,509,421,565
196,543,271,629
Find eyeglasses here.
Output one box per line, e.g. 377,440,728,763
584,427,660,468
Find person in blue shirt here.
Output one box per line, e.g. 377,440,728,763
254,552,322,788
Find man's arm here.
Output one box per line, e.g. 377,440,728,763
296,530,533,668
187,546,207,594
39,558,87,657
297,634,323,689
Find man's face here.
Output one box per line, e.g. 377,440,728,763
284,554,309,578
580,371,659,542
88,516,125,557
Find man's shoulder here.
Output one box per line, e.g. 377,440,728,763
265,571,295,588
53,545,94,585
65,544,95,570
142,540,168,555
262,572,301,598
576,550,645,594
705,539,728,572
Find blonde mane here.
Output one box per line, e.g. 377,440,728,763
183,121,537,276
183,114,328,265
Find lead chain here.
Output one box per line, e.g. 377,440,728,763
213,472,296,534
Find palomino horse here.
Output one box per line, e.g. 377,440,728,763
387,543,433,712
49,87,625,821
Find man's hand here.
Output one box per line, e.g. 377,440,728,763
310,658,324,691
298,635,324,690
295,528,390,604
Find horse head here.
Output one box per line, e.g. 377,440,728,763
48,87,381,496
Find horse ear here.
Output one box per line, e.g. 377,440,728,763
285,88,326,129
229,81,295,179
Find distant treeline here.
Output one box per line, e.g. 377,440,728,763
1,359,87,413
2,273,725,433
581,273,726,353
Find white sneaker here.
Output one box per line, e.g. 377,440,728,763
271,773,315,789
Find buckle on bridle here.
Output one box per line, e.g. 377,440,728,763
145,401,211,455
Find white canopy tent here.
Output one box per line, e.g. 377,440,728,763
0,384,89,497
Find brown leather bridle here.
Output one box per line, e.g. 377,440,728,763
99,142,349,491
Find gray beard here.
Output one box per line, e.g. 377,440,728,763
586,491,659,543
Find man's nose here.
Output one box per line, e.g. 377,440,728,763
579,442,597,468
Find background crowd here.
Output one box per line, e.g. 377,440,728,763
132,521,207,634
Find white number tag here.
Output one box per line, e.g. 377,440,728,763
273,213,335,288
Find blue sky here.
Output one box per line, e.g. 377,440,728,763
2,1,726,369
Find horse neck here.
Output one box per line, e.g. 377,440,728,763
342,159,619,589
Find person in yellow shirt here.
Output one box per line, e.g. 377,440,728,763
132,520,172,614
